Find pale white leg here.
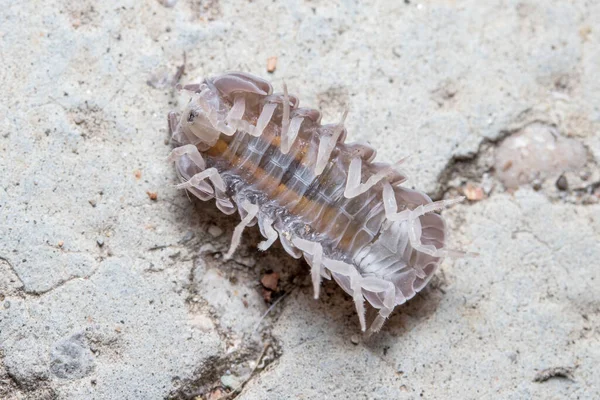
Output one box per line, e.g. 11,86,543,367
350,274,367,332
168,111,179,134
383,183,469,257
176,168,226,193
257,216,278,251
322,258,355,276
322,259,366,331
281,116,304,154
362,279,396,336
281,82,291,139
215,196,237,215
314,110,348,175
224,201,259,260
226,95,246,123
382,183,411,221
250,103,277,137
167,144,206,170
182,83,206,93
292,238,324,300
344,158,393,198
407,197,465,257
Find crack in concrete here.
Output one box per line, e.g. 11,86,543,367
0,255,26,291
0,255,101,297
165,251,287,399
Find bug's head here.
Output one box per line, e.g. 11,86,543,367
171,85,225,148
171,73,273,149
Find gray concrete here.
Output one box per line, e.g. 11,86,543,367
1,0,598,399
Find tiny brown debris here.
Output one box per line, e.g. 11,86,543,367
58,240,64,248
134,169,142,179
266,56,278,73
579,26,592,41
261,272,280,291
207,387,226,400
146,191,158,201
533,367,574,383
463,183,484,201
261,288,272,303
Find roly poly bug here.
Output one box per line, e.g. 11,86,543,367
167,72,467,334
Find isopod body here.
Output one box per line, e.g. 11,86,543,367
168,72,462,334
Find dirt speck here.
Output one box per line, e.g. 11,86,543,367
146,191,158,201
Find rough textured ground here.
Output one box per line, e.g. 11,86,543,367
1,0,599,399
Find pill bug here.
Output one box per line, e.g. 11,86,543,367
167,72,466,334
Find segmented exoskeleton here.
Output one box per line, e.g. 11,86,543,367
168,72,465,334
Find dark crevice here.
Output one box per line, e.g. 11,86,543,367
432,115,599,205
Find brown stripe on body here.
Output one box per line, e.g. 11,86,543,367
201,134,370,252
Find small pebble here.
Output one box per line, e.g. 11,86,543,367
208,225,223,237
96,238,104,247
350,334,360,345
463,183,484,201
267,56,278,73
88,199,97,207
146,191,158,200
261,272,280,291
556,175,568,191
220,374,241,389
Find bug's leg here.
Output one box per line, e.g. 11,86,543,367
281,116,304,154
279,83,305,153
214,186,237,215
292,238,324,299
361,278,396,336
168,111,179,135
281,82,291,140
182,83,204,93
382,183,411,222
350,273,367,332
407,197,465,257
343,158,393,198
323,259,367,331
250,102,277,137
226,95,246,124
176,168,226,193
166,144,206,170
224,201,259,260
314,110,348,175
257,215,278,251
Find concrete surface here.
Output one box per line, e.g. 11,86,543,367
1,0,599,399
